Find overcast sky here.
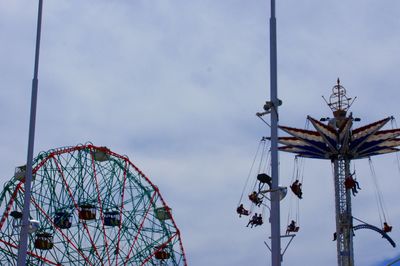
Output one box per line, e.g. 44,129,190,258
1,1,400,265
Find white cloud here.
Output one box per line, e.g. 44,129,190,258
1,0,400,265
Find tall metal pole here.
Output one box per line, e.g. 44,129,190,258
17,0,43,265
269,0,281,265
333,157,354,266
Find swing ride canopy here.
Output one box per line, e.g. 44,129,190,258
278,116,400,160
267,80,398,266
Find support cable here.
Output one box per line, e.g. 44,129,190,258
286,156,303,227
257,115,271,128
286,158,297,227
368,157,390,225
238,139,264,206
253,140,268,192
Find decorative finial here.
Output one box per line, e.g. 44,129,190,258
327,78,351,113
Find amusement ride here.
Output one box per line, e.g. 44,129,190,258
238,79,400,266
4,1,187,265
0,144,187,265
236,1,400,266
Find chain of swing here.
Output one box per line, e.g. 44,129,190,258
348,116,400,233
286,156,304,234
236,137,271,228
363,115,400,233
285,119,310,234
237,120,310,232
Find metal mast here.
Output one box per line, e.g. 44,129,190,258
329,80,354,266
333,159,353,265
17,0,43,265
269,0,281,265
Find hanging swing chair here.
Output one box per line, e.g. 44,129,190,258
286,220,299,234
368,158,393,234
236,137,272,230
286,156,304,234
289,156,304,200
236,137,270,218
236,204,250,217
289,181,303,199
246,212,264,228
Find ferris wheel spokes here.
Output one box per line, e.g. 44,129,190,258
51,155,105,265
0,144,187,265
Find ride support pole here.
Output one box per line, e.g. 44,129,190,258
269,0,281,265
17,0,43,265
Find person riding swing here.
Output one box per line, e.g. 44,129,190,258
236,204,249,217
257,173,272,191
344,173,361,196
383,222,393,233
247,213,258,228
290,180,303,199
248,191,262,206
286,220,299,234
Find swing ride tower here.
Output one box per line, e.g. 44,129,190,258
278,80,400,266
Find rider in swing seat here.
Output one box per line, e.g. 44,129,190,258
383,222,393,233
290,180,303,199
247,213,258,228
286,220,299,234
236,204,249,217
248,191,262,206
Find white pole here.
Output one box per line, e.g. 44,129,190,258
17,0,43,264
269,0,281,265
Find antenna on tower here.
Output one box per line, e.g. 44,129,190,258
321,79,357,124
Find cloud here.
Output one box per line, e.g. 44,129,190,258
1,0,400,265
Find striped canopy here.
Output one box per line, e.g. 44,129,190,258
279,116,400,159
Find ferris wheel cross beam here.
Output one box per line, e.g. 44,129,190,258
115,159,129,266
27,194,93,265
90,155,112,264
51,155,105,263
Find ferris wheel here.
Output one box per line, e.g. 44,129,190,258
0,144,187,265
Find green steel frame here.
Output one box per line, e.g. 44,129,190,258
0,144,187,265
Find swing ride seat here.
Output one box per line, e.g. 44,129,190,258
286,226,300,234
383,226,393,233
353,223,396,248
248,193,262,205
290,185,302,199
257,173,271,184
236,208,249,216
290,184,300,193
344,178,355,190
